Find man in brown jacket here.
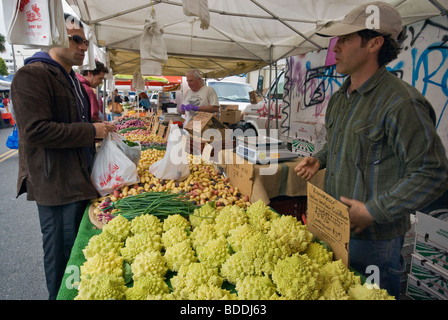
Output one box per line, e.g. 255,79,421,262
10,14,115,299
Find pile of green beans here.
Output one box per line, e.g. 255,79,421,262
102,191,198,220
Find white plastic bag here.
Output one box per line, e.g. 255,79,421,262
91,133,140,197
110,132,141,167
149,124,190,181
5,0,68,48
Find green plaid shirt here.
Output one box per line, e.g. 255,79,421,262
315,66,448,240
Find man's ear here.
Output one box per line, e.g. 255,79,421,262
369,36,384,54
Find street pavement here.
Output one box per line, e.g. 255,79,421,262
0,125,48,300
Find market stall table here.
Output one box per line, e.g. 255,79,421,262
218,150,325,205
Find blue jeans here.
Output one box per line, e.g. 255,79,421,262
37,200,88,299
349,235,405,299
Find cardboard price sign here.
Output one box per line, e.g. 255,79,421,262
306,182,350,267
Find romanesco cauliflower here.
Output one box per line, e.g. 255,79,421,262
120,231,162,263
188,284,237,300
267,215,313,258
196,235,230,269
125,274,169,300
226,223,258,253
190,223,218,251
305,242,333,267
240,231,282,276
164,239,197,272
131,250,168,280
319,278,351,300
146,293,176,300
214,204,248,236
163,214,191,232
102,214,131,242
161,225,190,248
80,252,124,278
271,253,322,300
235,275,279,300
320,259,361,291
171,262,223,296
82,231,123,259
189,202,218,228
220,251,256,285
130,214,163,235
246,199,279,233
348,283,395,300
75,273,126,300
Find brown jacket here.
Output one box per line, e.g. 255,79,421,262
11,60,99,206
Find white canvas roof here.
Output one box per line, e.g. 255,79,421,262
65,0,448,77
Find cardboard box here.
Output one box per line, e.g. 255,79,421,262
184,112,228,142
249,91,262,104
220,109,241,124
406,274,446,300
410,253,448,299
290,122,326,157
216,149,325,205
414,211,448,272
220,105,239,111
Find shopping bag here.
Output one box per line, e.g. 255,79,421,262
5,0,68,48
149,124,190,181
91,133,140,197
6,124,19,149
110,132,142,167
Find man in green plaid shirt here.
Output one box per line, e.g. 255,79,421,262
295,2,448,299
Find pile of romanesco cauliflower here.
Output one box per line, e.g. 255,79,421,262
75,200,394,300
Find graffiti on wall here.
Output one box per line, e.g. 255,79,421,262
283,14,448,153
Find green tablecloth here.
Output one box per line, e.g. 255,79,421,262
57,206,101,300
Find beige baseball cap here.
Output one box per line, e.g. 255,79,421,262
317,1,403,40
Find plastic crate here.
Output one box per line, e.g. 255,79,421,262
269,196,307,224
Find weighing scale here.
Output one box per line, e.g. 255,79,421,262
159,113,184,124
235,136,298,164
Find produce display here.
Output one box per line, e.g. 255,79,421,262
77,198,394,300
75,115,395,300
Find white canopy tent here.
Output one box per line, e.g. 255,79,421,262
65,0,448,78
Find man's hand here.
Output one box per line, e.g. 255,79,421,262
294,156,320,181
340,196,375,234
180,104,199,113
185,104,199,111
93,122,115,139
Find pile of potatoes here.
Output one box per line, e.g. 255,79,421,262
93,148,251,212
123,129,166,143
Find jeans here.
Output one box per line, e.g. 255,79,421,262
349,235,406,299
37,200,88,300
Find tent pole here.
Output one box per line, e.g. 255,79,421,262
275,62,278,133
102,79,107,121
267,47,273,138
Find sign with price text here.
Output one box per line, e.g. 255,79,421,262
306,182,350,267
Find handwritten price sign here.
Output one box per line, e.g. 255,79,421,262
306,182,350,267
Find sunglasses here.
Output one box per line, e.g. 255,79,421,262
68,35,90,46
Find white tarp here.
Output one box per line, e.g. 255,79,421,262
62,1,448,77
0,79,11,91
